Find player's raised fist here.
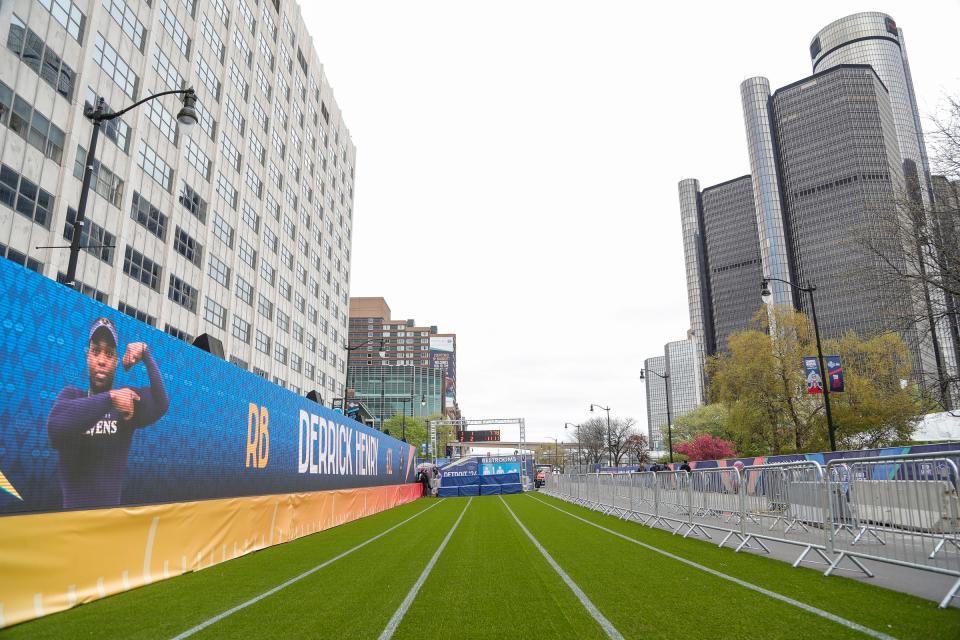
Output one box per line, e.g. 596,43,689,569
122,342,148,371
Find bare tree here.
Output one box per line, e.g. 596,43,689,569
579,417,608,465
608,417,638,467
626,433,651,466
848,95,960,408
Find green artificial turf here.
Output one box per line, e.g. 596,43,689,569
391,496,609,640
516,493,960,640
4,492,957,640
0,498,447,640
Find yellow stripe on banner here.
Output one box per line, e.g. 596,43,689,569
0,470,23,500
0,483,421,629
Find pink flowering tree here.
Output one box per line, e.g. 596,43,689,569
674,435,737,461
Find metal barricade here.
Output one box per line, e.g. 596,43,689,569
687,468,741,543
652,471,693,533
735,461,834,567
625,472,658,524
825,453,960,607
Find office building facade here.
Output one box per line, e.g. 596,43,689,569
347,296,460,419
643,339,701,453
643,355,667,451
344,364,443,432
679,12,957,401
0,0,355,400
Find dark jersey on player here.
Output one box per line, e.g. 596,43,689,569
46,352,169,509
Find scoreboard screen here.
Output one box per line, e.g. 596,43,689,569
456,429,501,443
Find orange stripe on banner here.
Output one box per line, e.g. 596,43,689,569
0,483,421,629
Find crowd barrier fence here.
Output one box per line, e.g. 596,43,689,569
542,451,960,608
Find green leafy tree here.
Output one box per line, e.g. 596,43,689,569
671,404,732,442
709,306,927,453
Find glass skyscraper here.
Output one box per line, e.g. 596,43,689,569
676,12,958,402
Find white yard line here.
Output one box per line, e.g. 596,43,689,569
500,496,625,640
527,494,896,640
377,497,473,640
170,499,443,640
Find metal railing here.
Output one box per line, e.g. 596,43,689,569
542,451,960,608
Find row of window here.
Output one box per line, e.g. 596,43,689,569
0,81,66,164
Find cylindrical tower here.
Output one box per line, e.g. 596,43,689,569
810,12,932,206
678,178,708,404
740,77,793,306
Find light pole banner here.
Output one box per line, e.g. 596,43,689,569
826,355,845,392
803,357,824,395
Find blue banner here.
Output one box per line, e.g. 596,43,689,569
0,260,415,515
826,355,844,392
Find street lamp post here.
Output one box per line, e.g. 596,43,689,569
564,423,581,472
589,404,612,467
546,436,559,468
640,368,673,462
761,278,837,451
64,88,198,288
396,394,426,443
378,340,386,431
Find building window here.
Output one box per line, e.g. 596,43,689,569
0,164,54,228
241,200,260,232
102,0,146,51
304,362,314,380
260,259,275,286
158,0,190,57
258,33,275,69
252,100,268,132
249,134,265,166
179,182,208,223
168,273,198,312
255,329,271,354
235,275,254,305
173,227,203,267
200,15,225,62
137,141,174,191
278,276,290,300
63,208,114,265
238,237,256,267
232,315,251,343
123,246,162,291
245,167,262,199
118,302,156,326
73,146,124,208
208,254,231,288
165,324,192,342
38,0,86,42
203,297,227,329
274,342,287,365
130,192,167,240
85,89,130,152
225,98,246,136
212,0,230,26
184,138,211,180
213,213,235,248
257,293,274,320
290,352,302,373
194,100,217,141
94,33,138,98
229,355,249,370
144,99,178,145
229,62,249,102
153,47,184,92
277,309,290,333
196,55,221,101
0,82,66,164
234,28,252,67
216,172,238,209
7,16,76,100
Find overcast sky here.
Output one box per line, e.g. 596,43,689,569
302,1,960,444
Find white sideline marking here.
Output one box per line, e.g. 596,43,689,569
377,498,473,640
528,494,895,640
144,516,160,584
170,500,442,639
500,496,625,640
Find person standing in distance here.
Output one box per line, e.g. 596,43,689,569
47,317,170,509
